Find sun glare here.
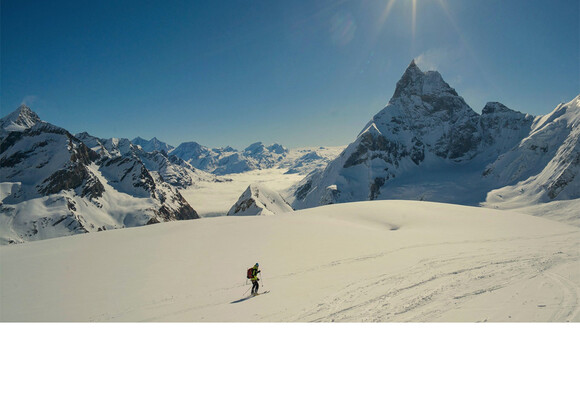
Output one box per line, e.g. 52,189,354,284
378,0,459,47
379,0,397,24
411,0,417,38
379,0,418,38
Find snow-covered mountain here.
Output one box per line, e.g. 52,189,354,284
0,104,40,132
484,96,580,208
132,136,174,153
288,61,580,210
76,132,219,189
170,141,288,175
170,141,221,170
227,183,293,216
170,140,342,176
0,106,201,244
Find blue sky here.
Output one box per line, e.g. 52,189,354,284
2,0,578,149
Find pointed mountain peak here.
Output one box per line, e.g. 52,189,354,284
15,104,39,119
1,104,41,131
405,59,422,74
391,60,425,99
390,60,458,101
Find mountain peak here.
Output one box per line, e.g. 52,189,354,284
391,60,458,101
1,104,41,131
391,60,425,99
132,136,174,153
482,102,520,115
404,59,422,78
15,104,38,119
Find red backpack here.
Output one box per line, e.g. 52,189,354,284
247,268,253,279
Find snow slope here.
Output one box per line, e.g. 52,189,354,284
504,198,580,228
2,200,578,322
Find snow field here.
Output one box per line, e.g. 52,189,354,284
180,168,303,217
1,200,578,322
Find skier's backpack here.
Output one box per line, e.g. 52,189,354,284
247,268,253,279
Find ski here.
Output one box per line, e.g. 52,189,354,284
231,290,270,304
251,290,270,297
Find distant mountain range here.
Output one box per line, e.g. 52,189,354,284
0,106,215,244
0,106,341,243
132,138,342,176
287,60,580,210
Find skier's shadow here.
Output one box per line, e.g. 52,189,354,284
230,290,270,304
231,295,253,304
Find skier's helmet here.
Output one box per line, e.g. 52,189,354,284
255,262,259,267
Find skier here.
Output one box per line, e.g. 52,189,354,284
249,263,260,296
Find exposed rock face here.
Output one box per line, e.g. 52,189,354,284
289,61,580,210
479,102,535,157
343,131,409,169
146,175,200,224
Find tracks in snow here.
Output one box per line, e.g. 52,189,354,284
291,232,579,322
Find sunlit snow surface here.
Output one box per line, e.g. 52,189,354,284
180,168,303,217
1,200,578,322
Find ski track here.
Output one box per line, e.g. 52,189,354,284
542,268,580,322
289,233,579,323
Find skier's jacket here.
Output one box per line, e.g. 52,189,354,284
248,266,260,281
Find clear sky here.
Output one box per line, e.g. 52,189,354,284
1,0,578,149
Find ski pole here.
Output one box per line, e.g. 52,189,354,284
242,279,253,296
